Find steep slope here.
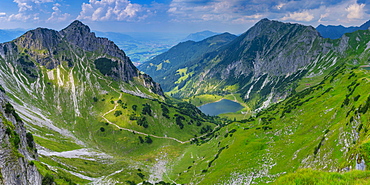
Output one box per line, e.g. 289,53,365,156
0,89,41,184
139,32,237,92
161,19,340,111
164,28,370,183
316,20,370,39
0,20,219,184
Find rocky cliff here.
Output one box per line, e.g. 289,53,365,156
0,20,163,96
0,90,41,185
151,19,341,109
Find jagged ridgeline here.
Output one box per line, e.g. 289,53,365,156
1,18,370,185
0,20,219,184
141,19,351,110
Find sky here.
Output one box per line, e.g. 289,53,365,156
0,0,369,35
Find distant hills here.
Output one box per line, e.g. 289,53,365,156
2,18,370,184
181,30,220,42
316,20,370,39
138,32,237,92
0,29,26,43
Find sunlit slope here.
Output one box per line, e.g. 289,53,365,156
0,21,219,184
165,61,370,184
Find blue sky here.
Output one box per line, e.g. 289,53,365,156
0,0,369,34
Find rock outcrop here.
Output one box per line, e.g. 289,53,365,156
0,20,163,96
0,90,42,185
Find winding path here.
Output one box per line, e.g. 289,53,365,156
99,83,220,144
99,79,191,144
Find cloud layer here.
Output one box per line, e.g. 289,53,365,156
0,0,368,32
77,0,145,21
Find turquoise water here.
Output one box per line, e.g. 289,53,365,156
198,99,243,116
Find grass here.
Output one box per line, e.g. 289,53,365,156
273,169,370,185
34,136,82,152
163,64,370,184
3,27,370,184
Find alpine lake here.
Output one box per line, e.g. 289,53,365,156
198,99,244,116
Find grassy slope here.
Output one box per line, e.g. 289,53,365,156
0,43,220,184
165,60,370,184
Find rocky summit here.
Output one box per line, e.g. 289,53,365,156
1,18,370,184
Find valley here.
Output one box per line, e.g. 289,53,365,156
0,18,370,185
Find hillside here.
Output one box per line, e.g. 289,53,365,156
0,20,220,184
146,19,338,111
163,27,370,183
139,32,237,92
1,19,370,184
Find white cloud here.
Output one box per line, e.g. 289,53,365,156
8,13,32,21
13,0,33,12
77,0,144,21
0,12,6,16
346,3,365,19
275,3,286,10
232,14,264,24
281,10,314,22
8,0,55,22
46,3,70,22
168,0,263,23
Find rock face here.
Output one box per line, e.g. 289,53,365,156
146,19,341,108
0,90,41,185
139,32,237,92
0,20,163,96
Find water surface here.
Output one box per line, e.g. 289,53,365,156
198,99,243,116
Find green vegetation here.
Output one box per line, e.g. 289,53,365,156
42,173,55,185
3,19,370,185
273,169,370,185
94,58,118,76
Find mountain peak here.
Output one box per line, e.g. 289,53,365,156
65,20,89,30
60,20,91,37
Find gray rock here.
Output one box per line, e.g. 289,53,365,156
0,92,42,185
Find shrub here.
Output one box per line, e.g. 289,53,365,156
26,132,34,148
137,116,148,128
42,173,54,185
142,103,152,116
114,110,122,117
137,172,145,179
13,131,20,148
138,136,144,143
145,136,152,144
161,104,170,119
5,127,11,135
100,127,105,132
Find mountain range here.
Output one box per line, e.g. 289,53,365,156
181,30,220,42
1,18,370,184
316,20,370,39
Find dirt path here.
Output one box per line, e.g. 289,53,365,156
100,81,192,144
100,80,220,144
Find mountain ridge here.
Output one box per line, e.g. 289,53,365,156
139,32,237,92
0,20,164,96
1,18,370,184
145,18,339,110
316,19,370,39
181,30,220,42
